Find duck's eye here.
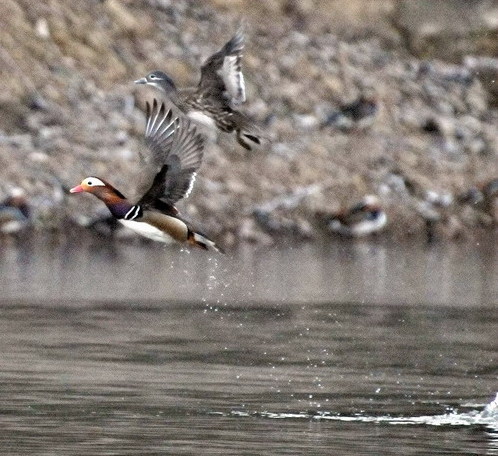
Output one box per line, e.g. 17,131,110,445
87,180,93,186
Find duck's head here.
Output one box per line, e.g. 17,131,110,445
70,177,126,200
349,195,383,219
134,71,177,93
70,177,107,194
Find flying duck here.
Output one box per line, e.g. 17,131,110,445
134,27,261,150
70,99,223,252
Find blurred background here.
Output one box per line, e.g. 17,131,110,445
0,2,498,454
0,0,498,246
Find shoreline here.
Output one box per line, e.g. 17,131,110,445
0,1,497,244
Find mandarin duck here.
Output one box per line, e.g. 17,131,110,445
134,27,261,150
70,99,223,252
325,195,387,237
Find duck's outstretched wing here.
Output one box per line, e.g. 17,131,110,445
136,99,205,208
198,26,246,106
139,98,176,166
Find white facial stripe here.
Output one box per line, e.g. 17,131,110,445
85,177,105,187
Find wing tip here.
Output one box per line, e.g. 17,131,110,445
225,23,245,54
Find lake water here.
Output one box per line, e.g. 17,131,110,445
0,233,497,455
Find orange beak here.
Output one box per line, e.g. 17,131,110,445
69,184,85,194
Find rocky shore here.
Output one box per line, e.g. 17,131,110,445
1,0,498,248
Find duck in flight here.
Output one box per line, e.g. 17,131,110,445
134,27,261,151
70,99,223,252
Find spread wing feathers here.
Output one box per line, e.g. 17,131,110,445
198,27,246,105
161,114,205,204
137,100,205,207
141,99,176,165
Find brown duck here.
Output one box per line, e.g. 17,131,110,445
134,28,261,150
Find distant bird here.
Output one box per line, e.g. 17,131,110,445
0,188,31,234
134,28,261,151
458,179,498,206
323,195,387,237
413,198,444,243
414,192,466,242
322,93,379,131
70,99,223,252
457,178,498,222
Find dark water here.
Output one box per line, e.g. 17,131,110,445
0,234,497,455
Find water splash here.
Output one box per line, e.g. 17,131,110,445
481,393,498,419
205,256,219,292
224,393,498,430
202,255,232,314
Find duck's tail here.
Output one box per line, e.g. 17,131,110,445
188,229,225,253
232,112,263,151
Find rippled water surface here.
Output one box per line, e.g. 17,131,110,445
0,235,497,455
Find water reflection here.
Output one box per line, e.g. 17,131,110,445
0,234,497,454
2,233,498,306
